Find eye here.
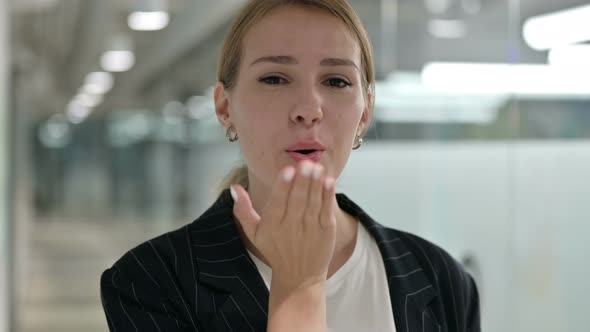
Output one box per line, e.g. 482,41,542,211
258,75,288,85
325,78,352,88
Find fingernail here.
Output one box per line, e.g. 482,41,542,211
313,164,322,180
283,167,295,182
230,186,238,202
300,162,313,177
324,178,335,190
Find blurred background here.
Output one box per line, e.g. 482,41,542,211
1,0,590,331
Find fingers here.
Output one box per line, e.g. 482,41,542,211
320,176,337,233
265,166,296,224
234,161,334,235
304,163,325,226
231,184,261,242
284,161,314,222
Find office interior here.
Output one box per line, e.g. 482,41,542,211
1,0,590,331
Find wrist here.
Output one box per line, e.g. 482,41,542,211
268,280,326,331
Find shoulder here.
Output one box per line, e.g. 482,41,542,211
100,223,194,295
393,228,481,330
100,223,210,331
101,191,234,290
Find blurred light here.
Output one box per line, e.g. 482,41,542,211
128,11,170,31
73,93,103,108
523,4,590,50
101,50,135,72
186,95,214,119
157,101,187,142
428,19,467,39
39,114,71,148
548,44,590,68
66,100,92,124
83,72,114,94
422,62,590,96
423,0,451,14
127,113,152,140
108,112,153,147
162,101,185,125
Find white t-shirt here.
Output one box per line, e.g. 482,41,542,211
246,222,397,332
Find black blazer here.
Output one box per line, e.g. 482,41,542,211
101,189,480,331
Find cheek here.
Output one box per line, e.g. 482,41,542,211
325,93,365,129
233,84,285,118
231,93,282,154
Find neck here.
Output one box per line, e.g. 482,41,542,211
243,174,358,274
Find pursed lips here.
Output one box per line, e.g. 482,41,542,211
285,140,326,162
285,149,324,162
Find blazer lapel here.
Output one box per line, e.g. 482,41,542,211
189,189,269,331
336,193,442,332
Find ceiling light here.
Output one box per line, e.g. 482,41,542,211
73,93,103,108
548,44,590,69
66,101,92,124
523,4,590,50
422,62,590,96
101,50,135,72
83,72,114,94
128,11,170,31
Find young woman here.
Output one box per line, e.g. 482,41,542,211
100,1,481,331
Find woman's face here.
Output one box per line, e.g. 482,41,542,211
216,5,370,189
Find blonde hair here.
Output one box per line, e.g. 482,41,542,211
216,0,375,196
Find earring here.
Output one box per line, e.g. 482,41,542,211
352,135,363,150
226,125,238,142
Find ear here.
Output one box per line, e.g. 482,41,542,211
357,88,372,135
214,82,232,128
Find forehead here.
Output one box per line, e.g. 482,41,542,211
242,5,361,65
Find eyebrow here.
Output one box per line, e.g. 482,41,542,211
250,55,359,71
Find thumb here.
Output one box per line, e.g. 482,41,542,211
230,185,261,243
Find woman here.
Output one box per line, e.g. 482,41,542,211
100,1,481,331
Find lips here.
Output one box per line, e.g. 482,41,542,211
286,150,323,162
286,140,325,152
285,140,325,163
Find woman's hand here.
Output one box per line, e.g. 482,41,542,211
230,160,336,331
230,160,337,290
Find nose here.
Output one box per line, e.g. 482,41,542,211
289,86,323,127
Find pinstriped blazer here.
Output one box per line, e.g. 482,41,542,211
101,189,480,331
